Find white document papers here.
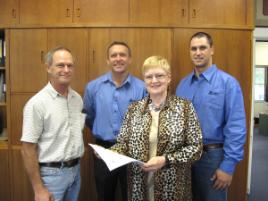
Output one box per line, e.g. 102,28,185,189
89,143,144,171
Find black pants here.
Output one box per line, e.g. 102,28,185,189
94,140,128,201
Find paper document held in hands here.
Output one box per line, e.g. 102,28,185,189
89,143,144,171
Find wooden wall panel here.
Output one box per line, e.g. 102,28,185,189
0,148,10,201
11,147,34,201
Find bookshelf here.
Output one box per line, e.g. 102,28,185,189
0,29,7,142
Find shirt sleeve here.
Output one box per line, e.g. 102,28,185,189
220,78,247,174
83,83,96,130
21,100,44,143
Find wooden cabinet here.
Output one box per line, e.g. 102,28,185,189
10,29,47,93
0,147,10,201
0,0,19,27
74,0,129,24
189,0,247,26
47,28,88,93
88,28,172,81
130,0,187,25
0,0,253,28
20,0,73,25
130,0,253,27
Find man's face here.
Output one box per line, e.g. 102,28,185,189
47,50,74,86
107,44,131,74
190,37,214,70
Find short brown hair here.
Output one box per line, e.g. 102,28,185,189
107,41,131,58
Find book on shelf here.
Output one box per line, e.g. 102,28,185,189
0,72,5,102
0,38,2,66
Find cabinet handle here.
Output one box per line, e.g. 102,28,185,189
192,9,196,18
181,9,185,17
41,51,44,63
66,8,71,17
76,8,81,17
92,50,95,64
12,9,16,18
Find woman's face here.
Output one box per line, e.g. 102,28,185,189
144,67,171,97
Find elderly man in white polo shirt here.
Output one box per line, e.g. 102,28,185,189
21,46,85,201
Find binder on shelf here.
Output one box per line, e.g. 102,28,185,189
0,72,5,102
0,38,3,66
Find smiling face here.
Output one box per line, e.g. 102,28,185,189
47,49,74,88
144,67,171,98
190,36,214,73
107,44,131,74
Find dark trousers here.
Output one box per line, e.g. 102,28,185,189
94,140,128,201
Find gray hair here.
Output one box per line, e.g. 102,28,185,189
44,46,75,66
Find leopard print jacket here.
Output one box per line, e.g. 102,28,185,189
111,95,202,201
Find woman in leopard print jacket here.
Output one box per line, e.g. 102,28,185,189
111,56,202,201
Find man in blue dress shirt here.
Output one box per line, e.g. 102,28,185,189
176,32,246,201
83,41,146,201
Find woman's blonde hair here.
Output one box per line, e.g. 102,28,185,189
141,56,171,74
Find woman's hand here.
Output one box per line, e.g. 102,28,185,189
141,156,166,172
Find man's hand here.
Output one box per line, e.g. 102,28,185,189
211,169,233,190
34,186,54,201
141,156,166,172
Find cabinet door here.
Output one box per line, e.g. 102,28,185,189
88,28,172,81
48,29,88,93
173,28,252,201
20,0,73,25
11,148,34,201
74,0,129,24
0,147,10,201
189,0,247,25
130,0,187,25
0,0,19,26
10,29,47,93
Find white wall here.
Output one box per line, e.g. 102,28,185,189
248,27,268,194
254,29,268,118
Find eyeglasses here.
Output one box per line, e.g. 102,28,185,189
144,74,167,82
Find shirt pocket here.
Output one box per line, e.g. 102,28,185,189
207,88,225,109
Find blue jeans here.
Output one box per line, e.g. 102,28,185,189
192,148,227,201
40,163,81,201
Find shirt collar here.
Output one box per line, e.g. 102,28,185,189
46,82,75,99
102,71,131,87
191,64,217,83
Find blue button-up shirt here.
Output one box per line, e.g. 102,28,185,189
83,72,146,141
176,65,246,174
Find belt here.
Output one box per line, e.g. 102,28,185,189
95,139,116,149
203,143,223,152
39,158,80,168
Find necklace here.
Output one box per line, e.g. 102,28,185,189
149,101,165,112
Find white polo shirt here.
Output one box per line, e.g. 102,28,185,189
21,82,85,163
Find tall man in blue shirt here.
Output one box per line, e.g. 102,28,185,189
83,41,146,201
176,32,246,201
